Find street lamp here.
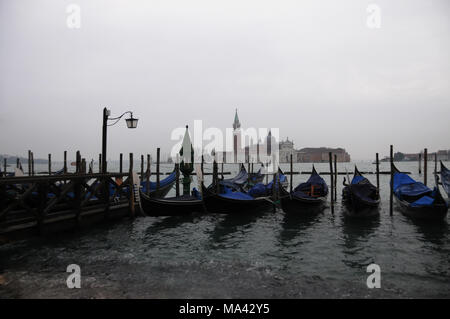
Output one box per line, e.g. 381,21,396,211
102,107,138,174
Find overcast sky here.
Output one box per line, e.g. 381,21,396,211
1,0,449,161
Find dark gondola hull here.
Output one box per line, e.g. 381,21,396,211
279,188,327,215
140,192,204,216
202,185,272,214
394,196,448,220
341,167,380,218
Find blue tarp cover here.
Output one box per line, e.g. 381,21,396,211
218,186,254,200
411,195,434,207
140,171,176,193
351,175,365,185
393,173,431,198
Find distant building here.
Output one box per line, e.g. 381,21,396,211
276,138,351,163
219,110,352,163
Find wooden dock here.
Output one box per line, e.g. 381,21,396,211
0,171,136,237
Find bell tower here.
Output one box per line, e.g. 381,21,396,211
233,108,241,163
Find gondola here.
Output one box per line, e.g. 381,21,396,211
202,176,275,214
392,164,448,220
140,169,177,198
342,166,380,218
440,161,450,198
216,164,248,191
248,168,265,185
140,192,204,216
280,166,328,214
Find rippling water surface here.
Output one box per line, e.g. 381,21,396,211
1,161,449,298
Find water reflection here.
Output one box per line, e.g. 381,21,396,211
145,214,200,234
209,209,271,244
278,211,321,244
340,212,381,270
409,218,449,246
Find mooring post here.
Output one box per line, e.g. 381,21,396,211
76,151,81,173
434,152,437,175
31,152,34,176
418,153,422,174
81,158,86,174
215,160,220,194
129,152,135,218
334,154,337,202
119,153,123,174
156,148,160,191
221,162,224,179
290,154,293,193
257,141,260,163
16,157,20,169
376,153,380,193
390,145,394,216
48,154,52,175
140,154,144,183
63,151,67,174
424,148,428,186
175,155,180,197
3,158,6,176
329,152,334,215
28,150,31,176
99,154,102,173
201,155,204,175
146,154,151,195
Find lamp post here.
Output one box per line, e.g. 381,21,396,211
101,107,138,174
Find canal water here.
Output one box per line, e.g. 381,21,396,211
0,161,449,298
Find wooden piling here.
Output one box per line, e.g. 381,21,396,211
16,157,20,169
290,154,293,193
329,152,334,215
221,162,224,179
99,154,102,173
48,154,52,175
156,148,160,191
175,155,180,197
63,151,67,174
434,152,437,175
424,148,428,186
146,154,151,195
334,154,337,202
81,158,86,174
140,155,144,182
28,150,31,176
390,145,393,216
418,153,422,174
31,152,34,176
129,153,135,218
376,153,380,192
201,155,204,175
76,151,81,173
3,158,6,176
257,142,260,163
119,153,123,174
